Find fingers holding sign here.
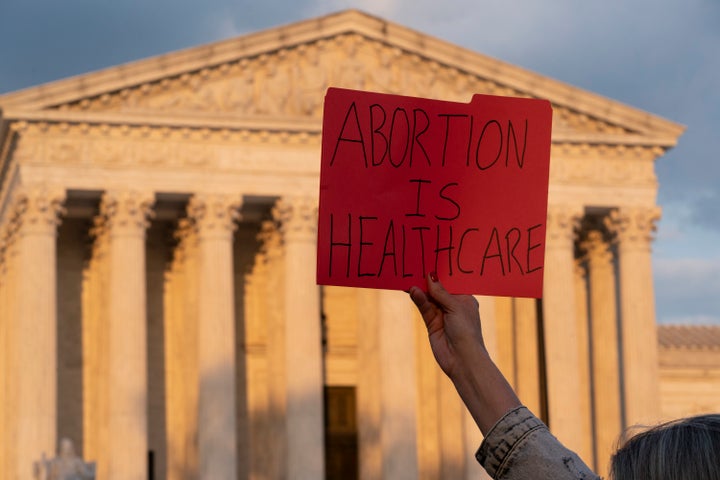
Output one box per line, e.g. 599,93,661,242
409,273,485,380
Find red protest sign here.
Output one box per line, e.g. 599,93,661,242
316,87,552,297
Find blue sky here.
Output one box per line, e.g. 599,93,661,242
1,0,718,323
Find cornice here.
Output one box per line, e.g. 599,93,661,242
1,109,678,150
0,10,685,140
1,109,322,136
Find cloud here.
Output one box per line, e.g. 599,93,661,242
654,257,720,324
659,314,720,325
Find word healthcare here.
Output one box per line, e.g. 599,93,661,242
316,87,552,298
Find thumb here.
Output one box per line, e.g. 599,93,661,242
427,272,457,312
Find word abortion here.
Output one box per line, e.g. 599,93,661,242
329,102,530,171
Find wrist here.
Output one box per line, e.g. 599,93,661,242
450,348,521,435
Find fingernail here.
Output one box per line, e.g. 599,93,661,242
430,271,438,282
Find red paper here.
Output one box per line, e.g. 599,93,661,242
316,87,552,297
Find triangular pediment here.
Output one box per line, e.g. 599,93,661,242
0,10,684,144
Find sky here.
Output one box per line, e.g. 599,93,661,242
1,0,718,324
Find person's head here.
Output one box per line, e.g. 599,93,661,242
610,414,720,480
59,437,75,458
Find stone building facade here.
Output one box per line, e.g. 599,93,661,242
0,9,690,480
658,325,720,421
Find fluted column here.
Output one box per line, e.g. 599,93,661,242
258,221,288,480
470,296,497,480
188,194,242,480
513,297,541,415
101,191,154,480
606,207,662,426
164,218,200,480
573,260,594,468
357,288,381,480
542,206,590,459
164,247,184,480
378,290,419,480
5,185,65,480
274,196,324,480
581,229,622,475
9,186,65,478
83,216,111,479
244,223,279,480
0,228,11,478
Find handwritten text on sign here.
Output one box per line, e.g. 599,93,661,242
316,88,552,297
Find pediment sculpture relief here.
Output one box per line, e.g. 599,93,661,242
52,33,627,135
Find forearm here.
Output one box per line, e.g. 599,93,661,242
449,346,522,435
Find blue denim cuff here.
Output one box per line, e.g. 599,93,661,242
475,406,545,477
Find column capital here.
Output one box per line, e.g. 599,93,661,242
0,224,10,266
100,190,155,237
170,217,197,265
579,230,613,267
545,205,582,249
187,194,242,240
272,196,318,242
605,207,661,251
257,220,283,258
8,184,66,236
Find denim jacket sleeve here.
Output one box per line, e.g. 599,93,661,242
475,406,601,480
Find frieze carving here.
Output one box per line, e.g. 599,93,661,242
549,154,658,187
12,121,663,187
48,33,629,137
13,123,321,170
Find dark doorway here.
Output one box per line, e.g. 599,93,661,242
324,386,359,480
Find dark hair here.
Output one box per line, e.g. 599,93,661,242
610,414,720,480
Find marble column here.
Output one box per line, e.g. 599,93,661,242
163,251,184,480
493,297,516,387
257,220,288,480
378,290,419,480
5,186,65,480
606,207,662,427
164,218,200,480
542,206,590,459
83,216,111,479
470,297,495,480
188,194,242,480
415,306,441,480
101,191,154,480
273,196,325,480
512,298,541,415
581,229,622,475
0,229,9,478
574,260,594,468
357,288,381,480
243,226,276,480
